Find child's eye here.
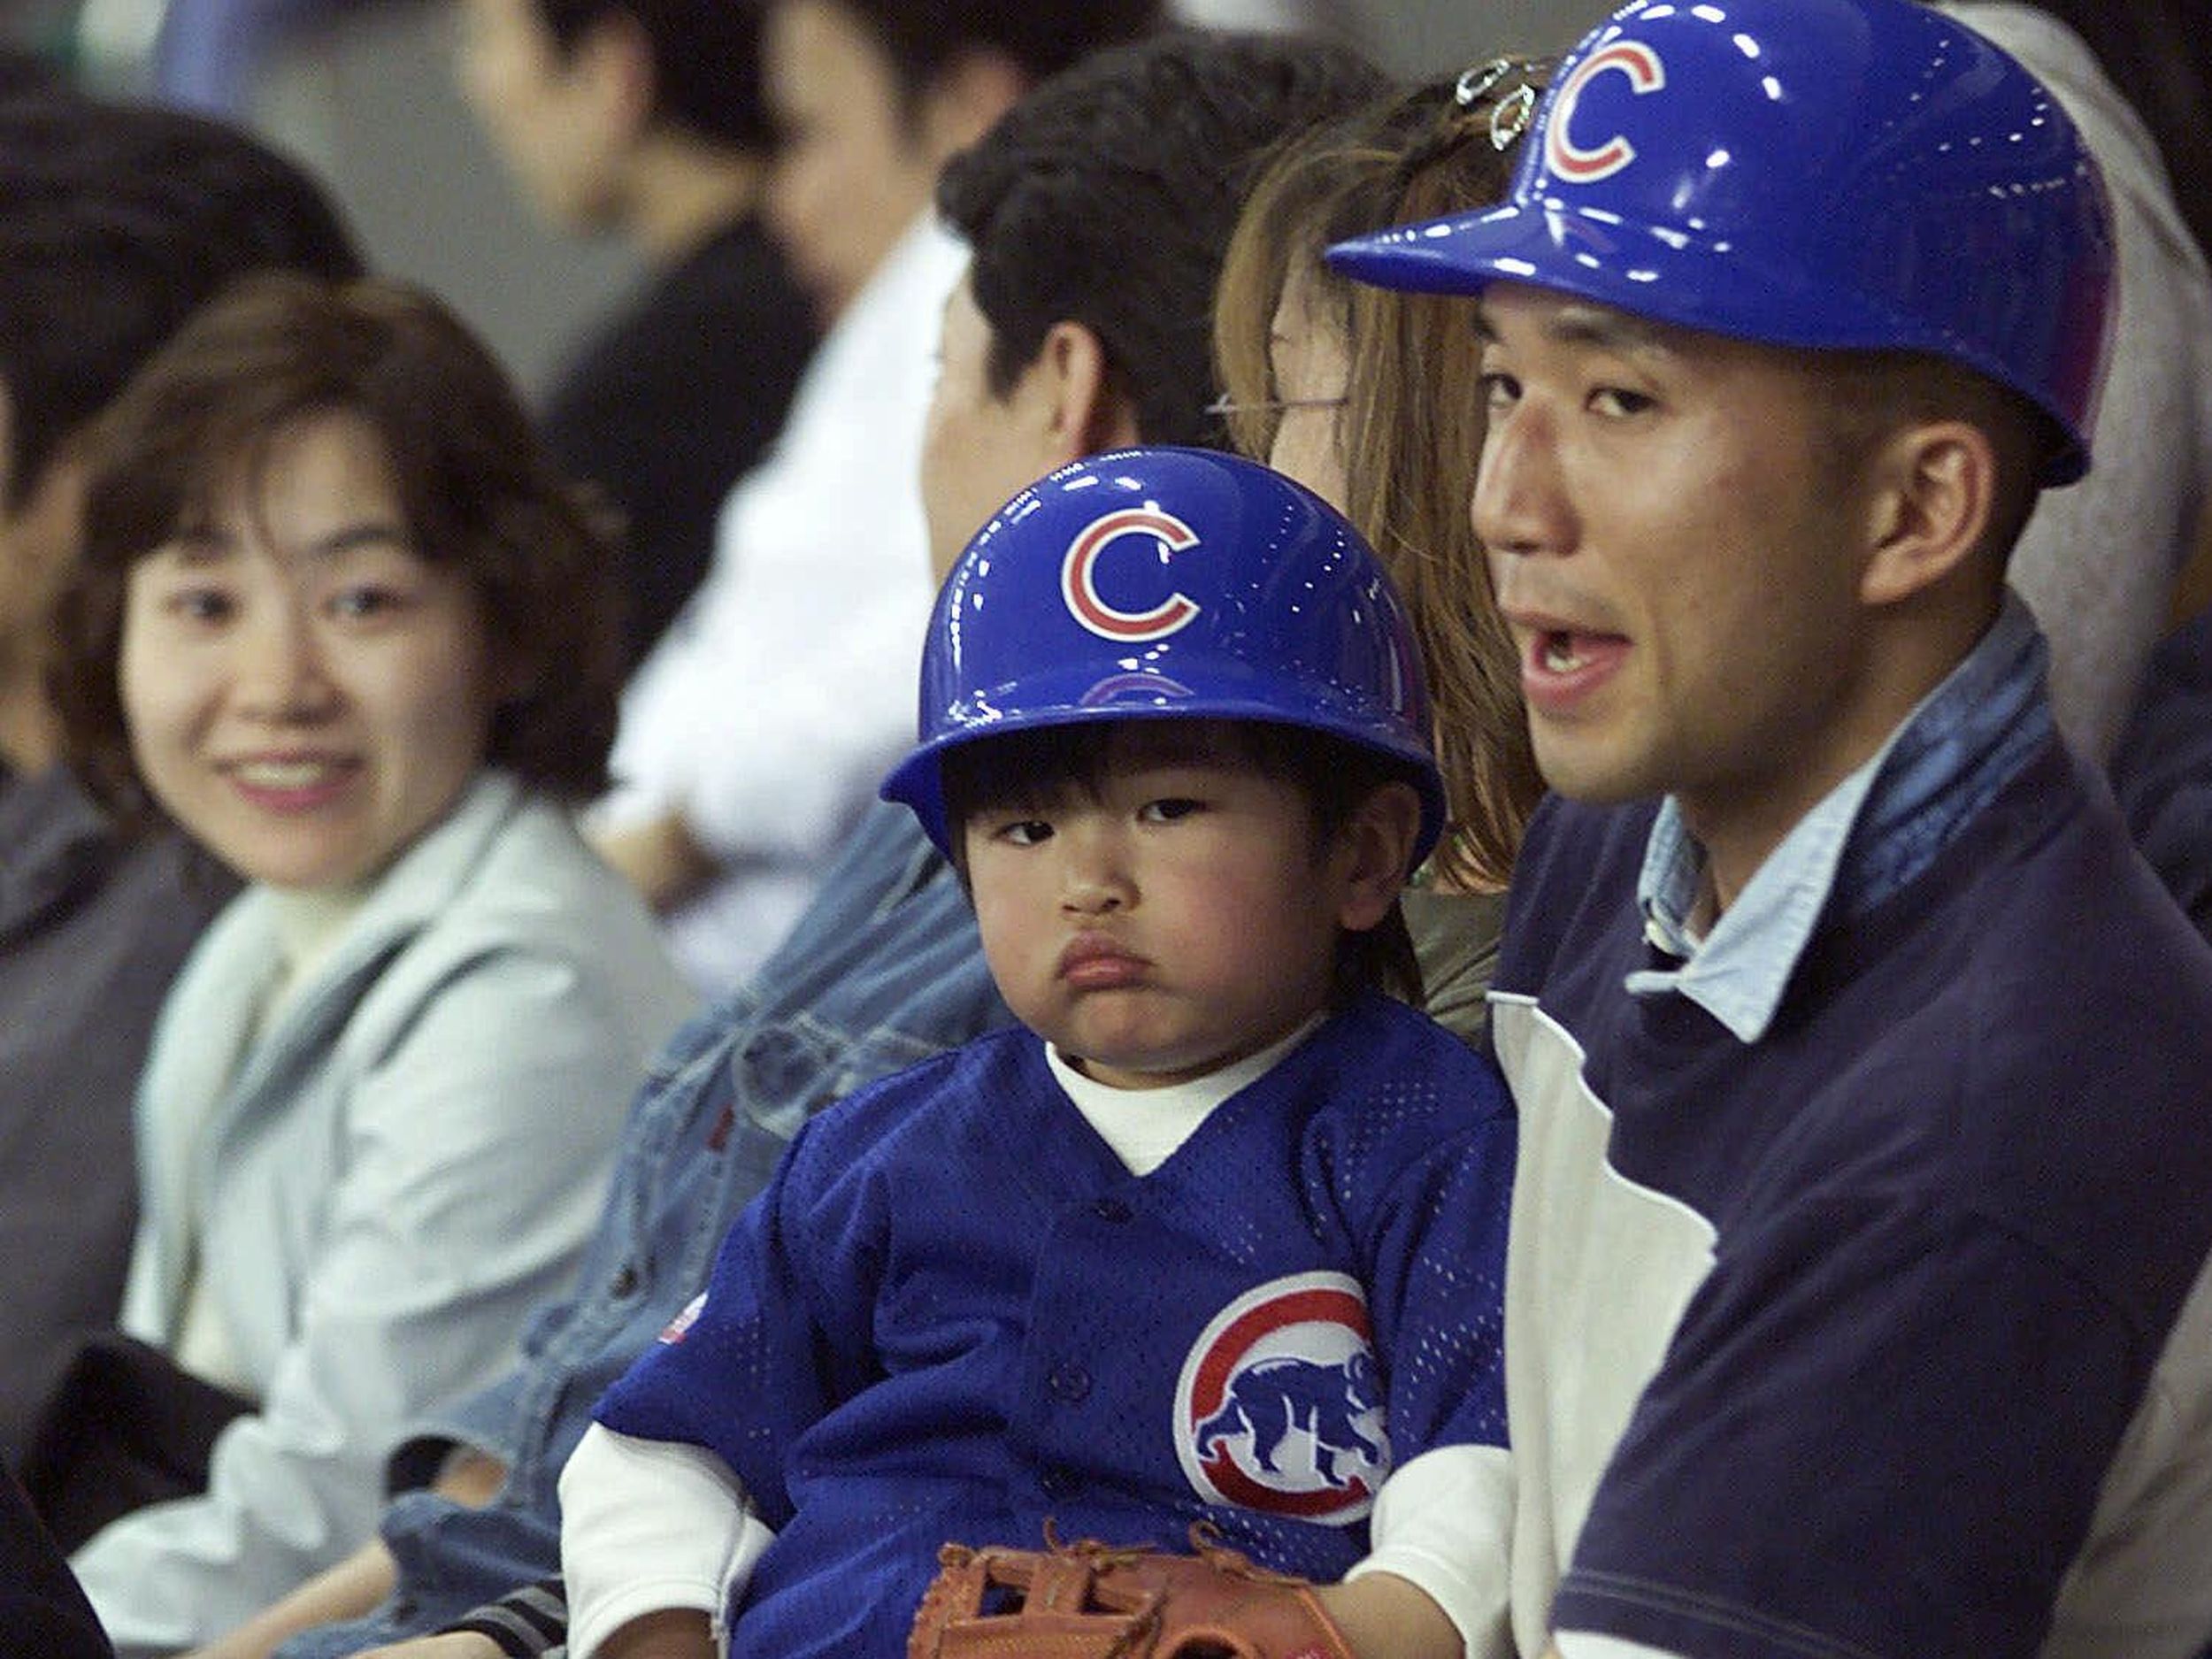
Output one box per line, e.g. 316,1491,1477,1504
996,818,1054,847
1139,797,1204,824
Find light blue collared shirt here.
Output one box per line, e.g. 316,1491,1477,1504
1628,594,2053,1041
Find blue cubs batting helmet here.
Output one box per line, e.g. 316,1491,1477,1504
1326,0,2114,485
880,446,1447,862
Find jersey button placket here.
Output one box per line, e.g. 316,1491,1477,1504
1047,1362,1093,1403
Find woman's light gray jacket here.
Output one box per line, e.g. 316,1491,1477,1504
71,772,696,1654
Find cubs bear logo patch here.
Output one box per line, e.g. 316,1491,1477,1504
1173,1270,1389,1523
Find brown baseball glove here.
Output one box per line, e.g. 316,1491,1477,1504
908,1525,1358,1659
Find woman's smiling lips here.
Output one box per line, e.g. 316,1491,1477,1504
219,751,362,810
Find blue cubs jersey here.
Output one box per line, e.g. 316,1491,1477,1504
596,991,1515,1656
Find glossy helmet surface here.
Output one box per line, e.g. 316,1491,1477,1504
880,445,1446,860
1326,0,2114,483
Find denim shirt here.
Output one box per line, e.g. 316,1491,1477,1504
276,802,1010,1654
1626,595,2051,1041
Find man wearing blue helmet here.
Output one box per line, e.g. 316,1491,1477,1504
561,446,1515,1659
1331,0,2212,1655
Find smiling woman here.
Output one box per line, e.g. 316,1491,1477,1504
116,409,499,894
34,273,697,1654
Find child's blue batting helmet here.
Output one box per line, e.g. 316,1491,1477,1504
881,446,1447,861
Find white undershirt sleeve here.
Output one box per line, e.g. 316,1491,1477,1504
1343,1441,1515,1658
560,1423,775,1659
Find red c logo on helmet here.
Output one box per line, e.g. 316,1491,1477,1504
1546,40,1665,184
1061,507,1202,642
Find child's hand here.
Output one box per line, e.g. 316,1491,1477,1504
596,1609,716,1659
1312,1572,1463,1659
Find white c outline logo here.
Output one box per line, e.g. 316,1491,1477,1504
1545,41,1666,184
1060,507,1202,642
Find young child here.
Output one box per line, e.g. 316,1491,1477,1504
558,446,1517,1659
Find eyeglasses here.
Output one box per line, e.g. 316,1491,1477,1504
1203,393,1348,420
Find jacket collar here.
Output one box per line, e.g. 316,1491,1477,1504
1628,595,2049,1042
144,771,528,1139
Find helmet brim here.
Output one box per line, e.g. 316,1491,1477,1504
881,662,1448,868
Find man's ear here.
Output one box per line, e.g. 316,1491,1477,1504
917,49,1030,168
1031,319,1139,467
1857,419,1999,607
1333,780,1425,934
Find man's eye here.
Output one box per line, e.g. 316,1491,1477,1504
1589,386,1655,418
1477,371,1520,411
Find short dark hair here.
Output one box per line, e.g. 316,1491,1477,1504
533,0,775,150
936,28,1389,449
833,0,1164,119
1807,346,2052,572
53,273,626,822
0,93,363,513
940,718,1425,1007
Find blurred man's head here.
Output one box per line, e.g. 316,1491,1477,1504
0,93,361,732
920,27,1387,578
761,0,1161,320
454,0,777,238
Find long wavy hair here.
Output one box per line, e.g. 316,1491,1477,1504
1213,62,1551,891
